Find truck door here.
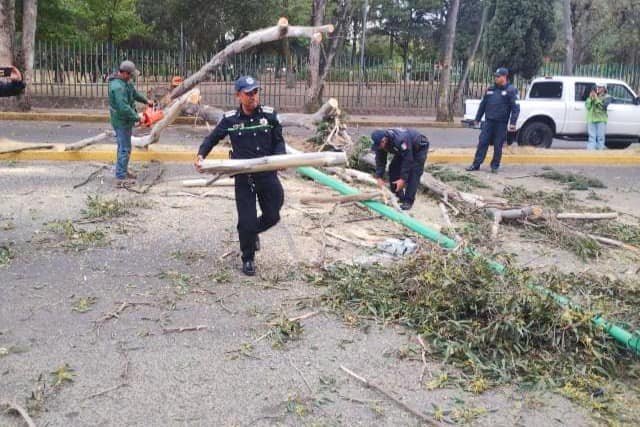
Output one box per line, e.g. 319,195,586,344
606,83,640,137
563,81,595,135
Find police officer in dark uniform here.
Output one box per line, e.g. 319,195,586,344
195,76,285,276
467,67,520,173
371,128,430,210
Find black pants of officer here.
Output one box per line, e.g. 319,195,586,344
472,119,508,170
234,172,284,262
388,145,428,206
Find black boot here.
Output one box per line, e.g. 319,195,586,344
242,260,256,276
465,165,479,172
400,202,413,211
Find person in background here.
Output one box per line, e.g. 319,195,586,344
0,66,26,97
586,83,611,150
466,67,520,173
108,60,153,188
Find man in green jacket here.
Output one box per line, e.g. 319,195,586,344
585,83,611,150
108,60,153,187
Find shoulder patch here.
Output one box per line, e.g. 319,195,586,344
224,110,236,118
261,106,274,114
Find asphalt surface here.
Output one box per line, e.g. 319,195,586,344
0,120,589,149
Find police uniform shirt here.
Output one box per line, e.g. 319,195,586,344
474,84,520,125
198,105,286,159
374,128,427,181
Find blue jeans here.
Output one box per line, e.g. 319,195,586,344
472,120,508,170
114,127,132,179
587,122,606,150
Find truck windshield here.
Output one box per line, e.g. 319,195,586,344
529,82,563,99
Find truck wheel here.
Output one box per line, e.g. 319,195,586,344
604,140,633,149
518,121,553,148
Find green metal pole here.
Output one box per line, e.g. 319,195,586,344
297,166,639,355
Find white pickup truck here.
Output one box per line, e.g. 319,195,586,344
463,76,640,149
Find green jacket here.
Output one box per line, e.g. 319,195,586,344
108,75,148,128
585,94,611,124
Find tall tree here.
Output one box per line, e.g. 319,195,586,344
436,0,461,121
0,0,15,64
485,0,557,79
452,0,488,114
17,0,38,110
562,0,574,74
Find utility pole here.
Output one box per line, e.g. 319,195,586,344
357,0,369,105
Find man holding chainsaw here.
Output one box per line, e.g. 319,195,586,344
195,76,285,276
371,128,430,211
108,60,153,188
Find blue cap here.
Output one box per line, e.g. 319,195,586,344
234,75,260,92
494,67,509,77
371,130,386,150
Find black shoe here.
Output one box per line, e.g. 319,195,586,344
242,260,256,276
255,236,260,251
400,202,413,211
465,165,479,172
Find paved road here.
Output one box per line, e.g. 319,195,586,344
0,120,592,149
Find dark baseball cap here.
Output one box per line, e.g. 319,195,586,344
234,75,260,93
371,130,387,150
494,67,509,77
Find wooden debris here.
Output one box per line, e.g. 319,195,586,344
199,152,347,175
162,325,208,334
64,131,114,151
300,192,381,205
0,400,36,427
288,311,320,322
84,383,128,400
0,143,54,154
288,355,313,394
556,212,618,220
340,365,438,426
488,206,542,240
325,230,375,248
73,164,108,189
438,202,462,242
182,178,235,188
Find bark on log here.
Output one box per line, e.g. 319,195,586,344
300,192,381,204
168,18,334,101
487,206,542,239
199,152,347,175
64,131,115,151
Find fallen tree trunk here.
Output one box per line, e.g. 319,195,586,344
168,18,334,102
488,206,542,239
132,89,200,148
200,152,347,175
556,212,618,220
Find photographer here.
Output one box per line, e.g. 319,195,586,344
0,66,26,97
585,83,611,150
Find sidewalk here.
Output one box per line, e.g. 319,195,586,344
0,108,463,128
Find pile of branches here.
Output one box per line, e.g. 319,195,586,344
312,250,640,422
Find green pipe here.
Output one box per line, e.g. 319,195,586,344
297,166,640,355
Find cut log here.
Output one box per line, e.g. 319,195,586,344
199,152,347,175
487,206,542,239
556,212,618,220
64,131,115,151
0,143,54,154
132,89,200,148
168,18,334,101
300,192,381,204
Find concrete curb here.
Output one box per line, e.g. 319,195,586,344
0,111,462,128
2,146,639,165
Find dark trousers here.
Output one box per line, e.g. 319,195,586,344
472,119,508,170
234,172,284,262
388,146,428,206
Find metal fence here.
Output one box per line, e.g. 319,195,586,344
23,40,640,113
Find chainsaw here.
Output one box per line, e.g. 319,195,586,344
139,102,165,128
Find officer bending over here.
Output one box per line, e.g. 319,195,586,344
195,76,285,276
371,128,430,211
467,67,520,173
